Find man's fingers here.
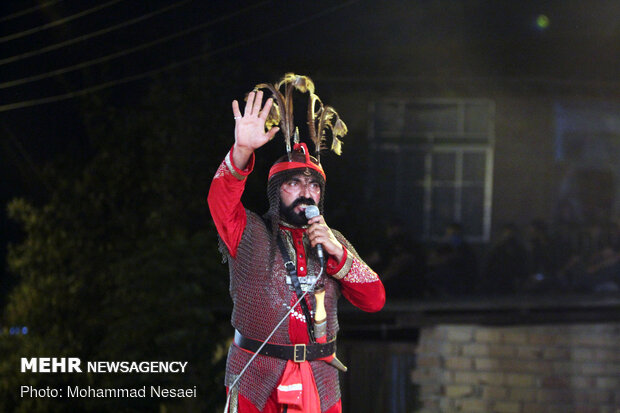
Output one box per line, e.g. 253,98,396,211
232,100,242,118
308,216,325,226
308,225,328,240
251,91,263,116
309,233,324,246
266,126,280,141
259,98,273,119
244,91,255,116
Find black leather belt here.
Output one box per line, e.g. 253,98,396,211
234,330,336,363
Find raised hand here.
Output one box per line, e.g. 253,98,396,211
231,90,279,169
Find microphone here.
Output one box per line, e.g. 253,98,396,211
304,205,324,266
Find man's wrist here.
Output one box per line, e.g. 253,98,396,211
326,246,351,279
226,145,255,180
332,244,345,263
232,143,254,170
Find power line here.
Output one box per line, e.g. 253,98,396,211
0,0,64,23
0,0,268,90
0,0,361,113
0,0,192,66
0,0,63,23
0,0,125,43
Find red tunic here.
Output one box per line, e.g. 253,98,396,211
208,146,385,412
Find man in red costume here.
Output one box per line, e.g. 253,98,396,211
208,78,385,412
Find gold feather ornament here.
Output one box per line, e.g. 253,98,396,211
255,73,347,161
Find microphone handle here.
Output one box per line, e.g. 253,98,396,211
316,244,324,267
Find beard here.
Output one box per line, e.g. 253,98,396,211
280,197,316,226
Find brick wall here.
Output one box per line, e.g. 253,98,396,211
412,323,620,412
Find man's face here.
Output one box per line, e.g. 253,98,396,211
279,173,322,225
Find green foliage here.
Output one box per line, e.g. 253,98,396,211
0,70,237,412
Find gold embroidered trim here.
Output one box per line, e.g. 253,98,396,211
331,251,353,280
225,151,246,181
341,255,379,283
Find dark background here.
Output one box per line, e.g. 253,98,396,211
1,1,619,411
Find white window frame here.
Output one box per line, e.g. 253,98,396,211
368,98,495,242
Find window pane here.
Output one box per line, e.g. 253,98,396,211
462,152,486,182
431,187,455,238
432,152,455,181
402,185,425,238
402,149,426,182
461,186,484,237
405,103,458,134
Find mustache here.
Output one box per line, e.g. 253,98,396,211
291,197,316,209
